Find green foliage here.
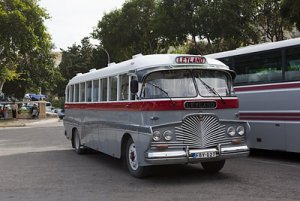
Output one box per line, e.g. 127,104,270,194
281,0,300,30
54,0,299,100
93,0,170,62
56,37,108,97
0,0,59,98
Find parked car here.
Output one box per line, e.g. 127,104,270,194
58,109,65,119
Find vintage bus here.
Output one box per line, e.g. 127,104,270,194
63,54,250,177
207,37,300,153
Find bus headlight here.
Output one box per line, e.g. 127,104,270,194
163,130,172,141
236,126,245,136
227,126,236,136
153,131,161,141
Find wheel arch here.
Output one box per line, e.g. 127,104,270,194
71,127,78,148
121,133,132,160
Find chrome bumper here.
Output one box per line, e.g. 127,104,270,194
145,144,249,165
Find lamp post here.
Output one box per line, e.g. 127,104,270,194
97,46,110,66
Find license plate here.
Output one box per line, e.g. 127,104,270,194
191,151,217,159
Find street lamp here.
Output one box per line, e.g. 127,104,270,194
97,46,110,66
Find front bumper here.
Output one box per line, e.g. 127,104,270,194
145,144,249,165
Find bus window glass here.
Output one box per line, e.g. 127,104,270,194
80,82,85,102
234,50,282,85
130,76,138,100
66,86,69,102
93,79,99,102
286,47,300,81
75,84,79,102
109,76,118,101
193,70,231,97
141,70,196,99
119,74,129,101
100,78,107,101
69,85,74,102
86,81,92,102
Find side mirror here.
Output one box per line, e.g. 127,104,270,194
130,80,138,94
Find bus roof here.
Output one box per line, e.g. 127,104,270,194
68,54,230,85
206,37,300,59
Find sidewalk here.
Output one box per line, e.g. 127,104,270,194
0,117,59,128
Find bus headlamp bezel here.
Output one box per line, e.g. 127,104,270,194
163,130,173,141
153,131,161,142
227,126,236,136
236,126,245,136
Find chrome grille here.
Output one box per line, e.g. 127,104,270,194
175,114,229,148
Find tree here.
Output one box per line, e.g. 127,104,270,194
256,0,293,42
281,0,300,30
93,0,169,62
56,37,107,97
0,0,58,98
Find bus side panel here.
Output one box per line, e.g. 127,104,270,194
96,110,146,159
285,124,300,153
247,122,285,151
237,86,300,153
63,109,82,141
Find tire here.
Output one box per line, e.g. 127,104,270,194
201,160,225,173
73,129,86,154
125,138,149,178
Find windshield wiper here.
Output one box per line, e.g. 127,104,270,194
199,78,226,105
144,82,176,105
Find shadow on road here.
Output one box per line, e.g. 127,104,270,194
249,149,300,164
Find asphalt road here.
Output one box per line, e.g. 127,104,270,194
0,120,300,201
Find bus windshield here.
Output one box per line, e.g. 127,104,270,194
141,70,197,99
140,69,233,99
193,70,231,97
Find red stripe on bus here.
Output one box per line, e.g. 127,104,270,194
239,112,300,121
65,99,239,111
239,112,300,117
234,82,300,92
240,117,300,121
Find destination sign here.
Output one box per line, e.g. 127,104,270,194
175,56,206,64
184,101,216,109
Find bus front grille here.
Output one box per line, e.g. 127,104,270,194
175,114,229,149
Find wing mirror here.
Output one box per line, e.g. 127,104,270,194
130,80,138,94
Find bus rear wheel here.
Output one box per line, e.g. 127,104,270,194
125,138,148,178
72,129,86,154
201,160,225,173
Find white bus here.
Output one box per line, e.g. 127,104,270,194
207,38,300,153
63,54,250,177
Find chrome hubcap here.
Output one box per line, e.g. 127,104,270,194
128,143,138,170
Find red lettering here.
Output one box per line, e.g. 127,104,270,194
175,56,206,64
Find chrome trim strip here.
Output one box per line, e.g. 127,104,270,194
145,144,249,165
147,150,186,158
221,145,248,153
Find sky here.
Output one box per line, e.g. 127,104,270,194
39,0,126,51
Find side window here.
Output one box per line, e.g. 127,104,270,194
70,85,74,102
93,79,99,102
80,82,85,102
75,84,79,102
100,78,107,101
109,76,118,101
234,50,282,85
286,47,300,81
119,74,129,101
86,81,92,102
66,86,70,102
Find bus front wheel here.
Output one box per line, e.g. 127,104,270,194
125,138,148,178
201,160,225,173
72,129,86,154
